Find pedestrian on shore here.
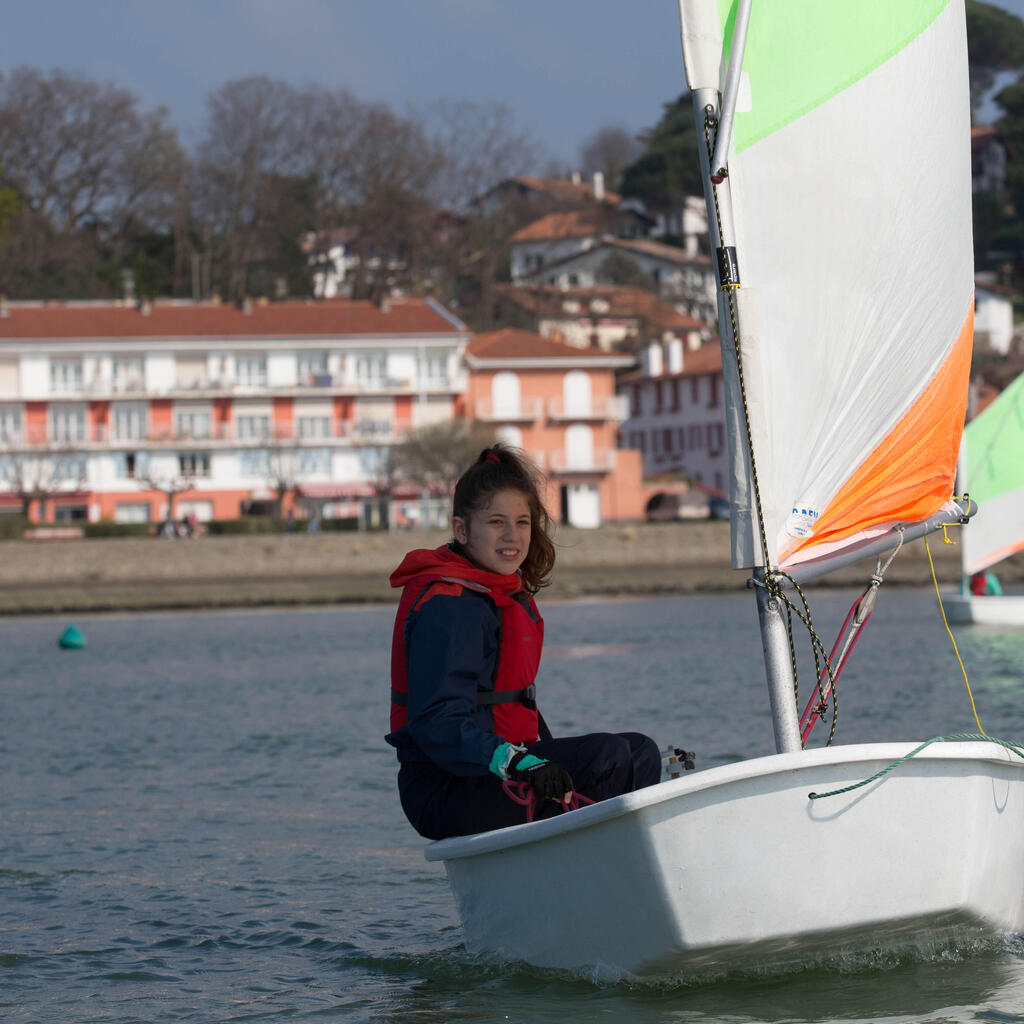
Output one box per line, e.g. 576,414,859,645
306,508,321,534
386,444,663,841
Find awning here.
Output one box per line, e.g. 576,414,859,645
298,482,378,499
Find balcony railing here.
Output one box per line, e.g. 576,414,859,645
548,449,617,474
474,397,543,423
0,419,397,448
546,395,630,422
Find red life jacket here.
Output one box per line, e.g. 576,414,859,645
389,545,543,746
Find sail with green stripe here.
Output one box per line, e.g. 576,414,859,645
962,371,1024,575
679,0,973,572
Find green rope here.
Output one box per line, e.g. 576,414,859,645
808,734,1024,800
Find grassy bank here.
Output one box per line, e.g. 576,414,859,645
0,518,1008,615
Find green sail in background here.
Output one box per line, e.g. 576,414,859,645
963,370,1024,573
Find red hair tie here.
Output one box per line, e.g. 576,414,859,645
484,453,501,464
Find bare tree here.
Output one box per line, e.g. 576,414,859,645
579,125,643,193
0,67,185,297
421,99,544,214
142,470,195,533
388,420,497,497
266,443,299,517
3,449,88,521
193,76,308,302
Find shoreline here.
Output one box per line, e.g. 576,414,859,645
0,520,1014,615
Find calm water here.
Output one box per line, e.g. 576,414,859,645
4,587,1024,1023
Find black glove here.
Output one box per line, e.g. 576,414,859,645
508,751,575,802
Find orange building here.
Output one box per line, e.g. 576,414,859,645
465,328,644,526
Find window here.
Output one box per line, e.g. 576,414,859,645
179,452,211,477
115,502,150,523
678,426,686,451
297,415,331,439
663,428,673,453
112,358,145,392
50,360,83,394
709,375,720,408
653,381,663,414
236,356,267,387
298,448,331,475
355,354,386,386
50,406,86,442
54,453,87,481
297,352,329,383
709,422,725,456
236,414,270,440
670,380,680,411
421,354,448,385
630,386,640,417
112,404,147,441
54,503,88,522
358,446,389,476
175,409,211,438
114,452,149,479
239,449,270,475
690,377,700,403
0,406,21,442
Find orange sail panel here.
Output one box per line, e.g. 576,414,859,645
780,307,973,567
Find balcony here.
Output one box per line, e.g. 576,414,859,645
548,449,617,474
0,419,397,450
474,397,543,423
547,395,630,422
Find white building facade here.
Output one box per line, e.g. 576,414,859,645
0,298,469,526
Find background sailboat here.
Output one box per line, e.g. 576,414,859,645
943,369,1024,625
424,0,1024,975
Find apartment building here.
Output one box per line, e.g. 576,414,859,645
466,328,644,527
618,337,729,493
0,298,469,525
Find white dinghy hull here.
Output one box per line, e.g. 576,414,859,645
426,742,1024,975
942,594,1024,627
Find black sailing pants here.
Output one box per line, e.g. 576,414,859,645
397,732,662,841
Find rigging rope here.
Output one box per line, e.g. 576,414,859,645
807,734,1024,800
703,108,839,745
925,531,986,735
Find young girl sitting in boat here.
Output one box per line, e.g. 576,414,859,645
386,444,662,840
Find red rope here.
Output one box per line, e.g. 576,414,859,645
502,781,596,823
799,591,875,744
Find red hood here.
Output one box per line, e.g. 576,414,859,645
390,544,523,594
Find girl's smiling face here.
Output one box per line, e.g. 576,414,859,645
453,488,532,576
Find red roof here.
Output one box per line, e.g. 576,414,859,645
619,341,722,382
510,208,628,243
510,175,621,206
0,298,465,340
468,327,629,363
495,284,706,332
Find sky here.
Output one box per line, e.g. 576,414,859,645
3,0,1024,168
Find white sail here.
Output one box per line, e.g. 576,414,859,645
680,0,973,570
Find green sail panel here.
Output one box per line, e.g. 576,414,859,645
718,0,949,153
968,371,1024,505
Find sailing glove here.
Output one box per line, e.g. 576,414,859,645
488,742,574,801
508,751,575,803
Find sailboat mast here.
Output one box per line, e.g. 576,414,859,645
688,78,802,754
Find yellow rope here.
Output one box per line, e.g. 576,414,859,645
924,534,986,735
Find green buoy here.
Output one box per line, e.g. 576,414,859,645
58,624,86,650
